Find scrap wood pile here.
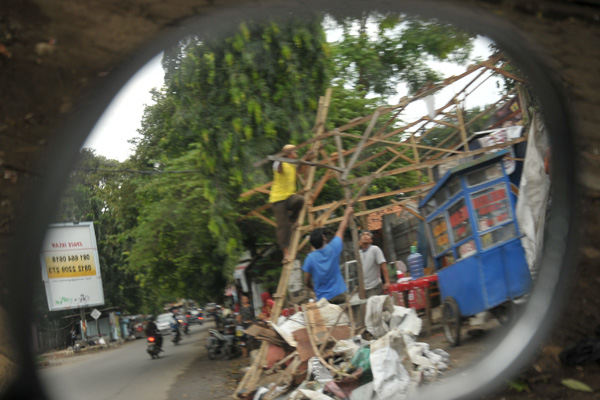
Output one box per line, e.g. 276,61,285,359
237,296,450,400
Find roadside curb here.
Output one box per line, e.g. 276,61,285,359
37,340,130,368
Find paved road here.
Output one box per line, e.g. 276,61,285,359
39,323,209,400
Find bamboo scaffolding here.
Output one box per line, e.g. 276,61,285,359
345,136,527,185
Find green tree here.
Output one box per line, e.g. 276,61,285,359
329,13,474,97
128,19,332,297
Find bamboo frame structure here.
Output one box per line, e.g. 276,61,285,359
234,53,529,398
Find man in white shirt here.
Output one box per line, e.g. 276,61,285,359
359,231,391,297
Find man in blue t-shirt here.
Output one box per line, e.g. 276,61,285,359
302,206,354,304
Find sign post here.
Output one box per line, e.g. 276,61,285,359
91,308,101,338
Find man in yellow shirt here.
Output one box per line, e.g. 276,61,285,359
269,144,304,262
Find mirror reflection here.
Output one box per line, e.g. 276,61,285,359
35,10,550,400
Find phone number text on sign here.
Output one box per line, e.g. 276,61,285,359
45,253,97,279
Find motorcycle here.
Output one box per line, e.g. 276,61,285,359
171,325,182,345
176,315,190,335
206,314,241,359
147,335,161,359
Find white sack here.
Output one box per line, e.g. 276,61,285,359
253,386,269,400
365,295,395,338
292,390,333,400
273,312,306,347
389,306,422,336
370,330,410,400
315,298,350,326
349,382,383,400
332,339,360,361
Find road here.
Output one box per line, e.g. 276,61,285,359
36,313,507,400
39,323,210,400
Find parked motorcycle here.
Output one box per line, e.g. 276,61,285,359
206,314,241,359
147,335,161,359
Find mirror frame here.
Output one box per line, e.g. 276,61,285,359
3,1,576,399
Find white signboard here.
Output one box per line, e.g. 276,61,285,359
40,222,105,311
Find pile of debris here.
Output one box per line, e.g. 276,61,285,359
239,295,449,400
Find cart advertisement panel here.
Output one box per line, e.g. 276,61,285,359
40,222,105,311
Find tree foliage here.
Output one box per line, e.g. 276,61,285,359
329,13,473,96
127,19,332,301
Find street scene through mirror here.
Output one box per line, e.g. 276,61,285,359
35,10,552,400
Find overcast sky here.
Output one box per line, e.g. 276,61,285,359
83,52,164,162
83,36,500,162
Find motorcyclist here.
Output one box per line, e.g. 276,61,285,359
170,308,182,342
145,316,163,351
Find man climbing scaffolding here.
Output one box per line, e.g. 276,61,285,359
269,144,308,262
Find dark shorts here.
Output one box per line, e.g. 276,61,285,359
328,292,348,305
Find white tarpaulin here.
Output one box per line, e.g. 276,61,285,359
515,115,551,278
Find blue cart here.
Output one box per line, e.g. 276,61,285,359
419,150,532,346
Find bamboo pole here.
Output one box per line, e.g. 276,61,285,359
334,134,366,299
234,89,333,399
341,108,381,181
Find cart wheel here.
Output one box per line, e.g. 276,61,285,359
491,301,515,326
443,297,462,347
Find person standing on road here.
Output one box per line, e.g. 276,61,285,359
303,206,354,304
359,230,391,297
238,294,255,357
69,326,77,348
269,144,311,263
